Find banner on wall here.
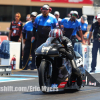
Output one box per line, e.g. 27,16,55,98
31,0,93,4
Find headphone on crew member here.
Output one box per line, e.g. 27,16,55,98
40,4,52,12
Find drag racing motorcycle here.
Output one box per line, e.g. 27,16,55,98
35,37,86,93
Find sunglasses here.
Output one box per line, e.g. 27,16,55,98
55,14,59,16
31,15,36,17
42,8,48,10
72,14,77,17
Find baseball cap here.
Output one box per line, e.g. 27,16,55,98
70,11,74,15
54,11,60,15
31,12,37,16
97,13,100,19
73,11,78,15
81,15,87,21
42,4,50,9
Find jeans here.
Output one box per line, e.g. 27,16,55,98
74,42,83,57
91,40,100,70
0,40,10,59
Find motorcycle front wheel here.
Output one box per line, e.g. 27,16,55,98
39,60,52,93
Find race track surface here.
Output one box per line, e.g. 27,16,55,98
0,70,100,100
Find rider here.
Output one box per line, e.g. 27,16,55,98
49,28,82,87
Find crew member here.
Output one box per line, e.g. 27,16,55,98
31,4,58,48
76,15,88,42
88,13,100,73
54,11,62,28
9,12,23,42
60,11,85,46
26,14,31,22
22,12,37,70
74,15,88,56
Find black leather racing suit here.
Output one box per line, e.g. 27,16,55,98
58,36,82,86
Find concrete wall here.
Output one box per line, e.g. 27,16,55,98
0,22,25,32
0,22,11,32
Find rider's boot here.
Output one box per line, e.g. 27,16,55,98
70,58,82,87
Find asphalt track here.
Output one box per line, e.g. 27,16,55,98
0,70,100,100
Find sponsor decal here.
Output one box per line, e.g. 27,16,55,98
84,52,87,58
76,58,83,67
89,81,96,86
67,43,72,47
65,78,68,81
84,26,86,29
41,46,51,53
47,19,51,23
84,48,87,52
72,23,75,25
38,19,42,21
56,23,58,26
12,26,16,28
82,80,86,82
0,69,5,72
51,84,58,88
58,82,67,88
6,68,11,71
72,81,76,82
18,22,21,25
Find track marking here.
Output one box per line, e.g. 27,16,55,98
0,77,35,83
11,74,38,77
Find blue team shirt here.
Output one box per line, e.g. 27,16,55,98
34,13,57,29
80,22,88,31
77,21,88,37
60,18,81,37
22,21,34,39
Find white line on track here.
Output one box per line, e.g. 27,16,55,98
0,78,35,83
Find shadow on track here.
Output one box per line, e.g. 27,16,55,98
23,89,80,95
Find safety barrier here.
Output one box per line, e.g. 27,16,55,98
74,42,100,73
